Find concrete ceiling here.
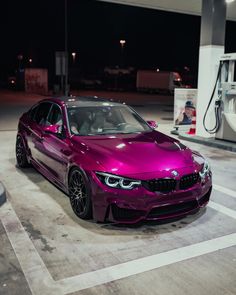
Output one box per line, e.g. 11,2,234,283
98,0,236,21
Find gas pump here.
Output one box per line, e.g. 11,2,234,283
204,53,236,142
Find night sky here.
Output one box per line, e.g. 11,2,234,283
1,0,236,79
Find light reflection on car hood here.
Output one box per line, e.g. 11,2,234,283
72,130,202,178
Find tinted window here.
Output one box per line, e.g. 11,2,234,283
29,105,39,121
67,105,150,135
47,104,63,126
119,107,144,126
34,102,52,125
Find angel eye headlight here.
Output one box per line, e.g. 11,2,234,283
105,175,120,187
96,172,141,190
200,160,211,178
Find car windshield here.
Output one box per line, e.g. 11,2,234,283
67,105,151,136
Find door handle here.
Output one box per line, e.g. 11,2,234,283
37,135,44,142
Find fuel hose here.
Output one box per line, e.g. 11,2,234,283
203,61,224,134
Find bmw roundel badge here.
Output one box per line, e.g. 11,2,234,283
171,170,179,177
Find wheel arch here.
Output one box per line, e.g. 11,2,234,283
66,164,90,191
67,164,93,219
17,132,31,157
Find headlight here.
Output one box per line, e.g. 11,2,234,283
96,172,141,190
199,160,211,178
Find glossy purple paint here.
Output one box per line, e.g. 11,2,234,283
146,120,157,129
42,124,61,134
17,97,212,223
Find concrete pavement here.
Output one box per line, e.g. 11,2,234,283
0,182,6,206
0,90,236,295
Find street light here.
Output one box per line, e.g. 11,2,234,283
120,39,126,48
72,52,76,63
64,0,69,96
29,58,33,64
119,40,126,67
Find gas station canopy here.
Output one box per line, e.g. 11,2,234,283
99,0,236,21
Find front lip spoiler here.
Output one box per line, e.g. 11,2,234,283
108,203,199,224
107,186,212,224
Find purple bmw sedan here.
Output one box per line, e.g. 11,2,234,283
16,96,212,223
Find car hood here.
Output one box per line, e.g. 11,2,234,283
72,131,202,179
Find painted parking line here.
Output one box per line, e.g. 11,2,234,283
0,202,62,295
1,186,236,295
213,184,236,199
56,232,236,294
209,201,236,220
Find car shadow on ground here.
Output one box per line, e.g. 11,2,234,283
12,159,212,238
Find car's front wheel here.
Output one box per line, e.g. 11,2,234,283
68,168,92,220
15,135,30,168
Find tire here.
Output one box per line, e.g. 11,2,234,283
15,135,30,168
68,168,92,220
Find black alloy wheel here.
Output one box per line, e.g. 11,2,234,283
16,135,30,168
68,168,92,219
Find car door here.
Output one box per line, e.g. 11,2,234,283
24,103,40,154
27,102,52,164
35,103,71,186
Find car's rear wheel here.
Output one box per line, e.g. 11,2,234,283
68,168,92,220
16,135,30,168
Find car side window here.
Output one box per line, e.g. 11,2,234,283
29,105,39,121
47,104,63,126
119,108,138,125
34,102,52,125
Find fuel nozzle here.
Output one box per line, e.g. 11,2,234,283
215,99,222,107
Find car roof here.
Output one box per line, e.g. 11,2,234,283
46,96,125,108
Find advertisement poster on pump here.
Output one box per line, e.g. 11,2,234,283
174,88,197,133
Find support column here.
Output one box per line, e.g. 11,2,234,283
196,0,226,137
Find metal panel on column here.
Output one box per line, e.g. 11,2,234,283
200,0,226,46
196,0,226,137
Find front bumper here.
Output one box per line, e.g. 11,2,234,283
89,172,212,223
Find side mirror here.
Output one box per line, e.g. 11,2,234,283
42,124,61,135
147,120,158,129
